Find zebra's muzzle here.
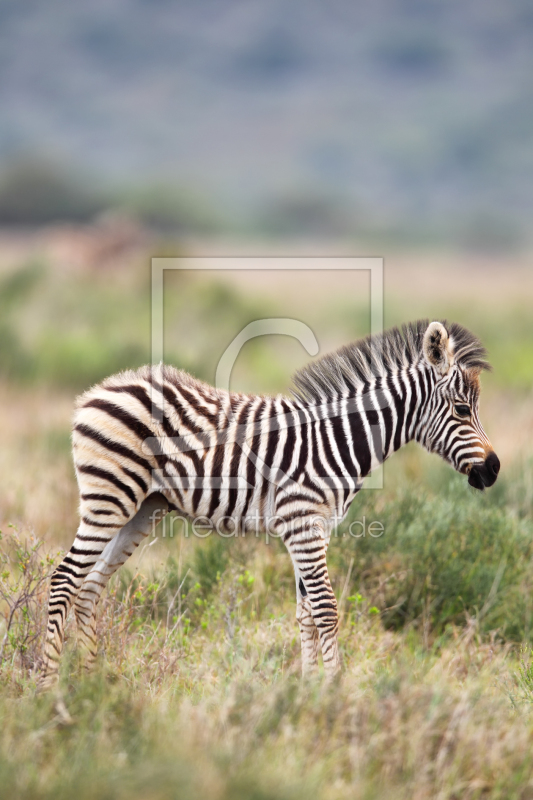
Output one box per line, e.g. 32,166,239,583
468,451,500,490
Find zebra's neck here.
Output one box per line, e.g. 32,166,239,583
293,359,436,480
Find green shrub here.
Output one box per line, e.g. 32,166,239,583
332,473,533,642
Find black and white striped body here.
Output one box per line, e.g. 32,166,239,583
39,320,498,689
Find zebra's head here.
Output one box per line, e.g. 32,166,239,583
421,321,500,490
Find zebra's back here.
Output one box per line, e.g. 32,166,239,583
72,364,314,535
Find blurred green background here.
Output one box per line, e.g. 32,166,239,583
0,254,531,394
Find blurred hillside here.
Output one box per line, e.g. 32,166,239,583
0,0,533,243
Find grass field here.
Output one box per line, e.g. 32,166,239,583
0,242,532,799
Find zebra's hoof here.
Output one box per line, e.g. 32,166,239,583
35,672,59,694
53,695,75,726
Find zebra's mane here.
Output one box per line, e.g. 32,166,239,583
291,319,490,403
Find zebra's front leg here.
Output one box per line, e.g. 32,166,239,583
288,553,319,675
285,521,340,679
296,594,320,676
74,494,168,671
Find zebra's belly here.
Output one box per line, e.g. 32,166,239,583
156,456,360,536
159,478,276,535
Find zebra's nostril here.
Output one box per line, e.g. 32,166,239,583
487,452,500,476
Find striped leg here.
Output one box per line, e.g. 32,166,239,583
286,521,340,679
38,520,120,692
74,494,168,669
296,595,320,675
289,556,320,675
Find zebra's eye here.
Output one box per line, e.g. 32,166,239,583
454,404,471,418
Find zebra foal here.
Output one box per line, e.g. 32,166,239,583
38,319,499,690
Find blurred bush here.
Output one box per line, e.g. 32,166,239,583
113,183,224,235
0,158,223,236
0,261,151,388
0,262,44,379
331,468,533,642
0,159,104,225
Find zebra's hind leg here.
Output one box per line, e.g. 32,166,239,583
74,493,168,672
37,519,122,693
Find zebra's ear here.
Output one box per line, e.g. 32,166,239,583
423,321,454,375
